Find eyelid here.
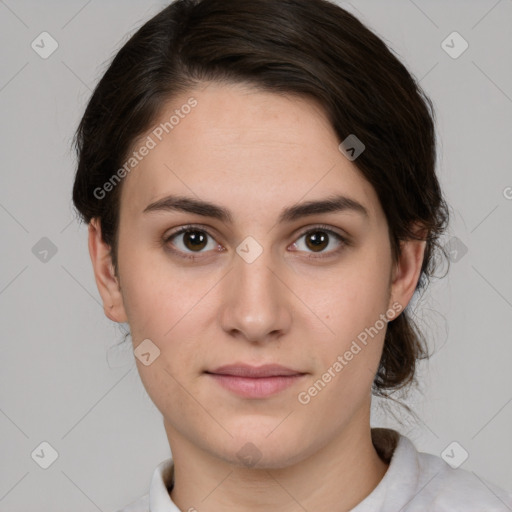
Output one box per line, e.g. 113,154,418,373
165,223,349,242
164,223,221,242
294,223,349,242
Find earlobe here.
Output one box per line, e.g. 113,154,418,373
88,218,128,323
389,227,427,313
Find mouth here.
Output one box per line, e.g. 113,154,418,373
206,363,305,378
205,364,307,398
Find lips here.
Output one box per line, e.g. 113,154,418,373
206,363,305,378
205,364,307,398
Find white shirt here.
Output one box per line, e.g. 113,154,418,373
116,428,512,511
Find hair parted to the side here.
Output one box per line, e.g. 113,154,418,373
72,0,450,400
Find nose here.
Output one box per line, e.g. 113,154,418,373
218,244,292,344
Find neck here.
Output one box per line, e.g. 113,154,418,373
166,410,389,512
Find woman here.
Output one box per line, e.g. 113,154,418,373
72,0,512,510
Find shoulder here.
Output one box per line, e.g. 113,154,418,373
366,428,512,511
395,433,512,511
414,450,512,510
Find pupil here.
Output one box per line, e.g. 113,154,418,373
185,231,207,251
307,231,328,252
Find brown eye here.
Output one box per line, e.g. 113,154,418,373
182,230,208,251
165,227,218,258
292,226,347,257
305,231,330,252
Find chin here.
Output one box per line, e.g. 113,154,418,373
214,431,310,470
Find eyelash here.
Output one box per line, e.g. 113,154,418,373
163,224,349,261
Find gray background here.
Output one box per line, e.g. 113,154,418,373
0,0,511,510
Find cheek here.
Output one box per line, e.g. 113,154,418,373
294,267,391,428
118,255,207,412
308,252,391,336
300,250,392,391
117,244,193,338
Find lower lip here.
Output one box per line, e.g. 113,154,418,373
206,373,305,398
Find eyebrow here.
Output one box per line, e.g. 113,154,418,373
142,193,369,224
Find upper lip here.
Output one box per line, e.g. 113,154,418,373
206,364,305,378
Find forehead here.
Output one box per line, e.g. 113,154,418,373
119,82,380,223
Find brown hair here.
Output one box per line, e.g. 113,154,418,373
72,0,450,399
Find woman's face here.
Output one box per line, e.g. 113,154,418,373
91,82,421,468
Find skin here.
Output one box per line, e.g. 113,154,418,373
88,81,426,512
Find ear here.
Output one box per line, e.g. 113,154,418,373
88,218,128,323
388,224,427,313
